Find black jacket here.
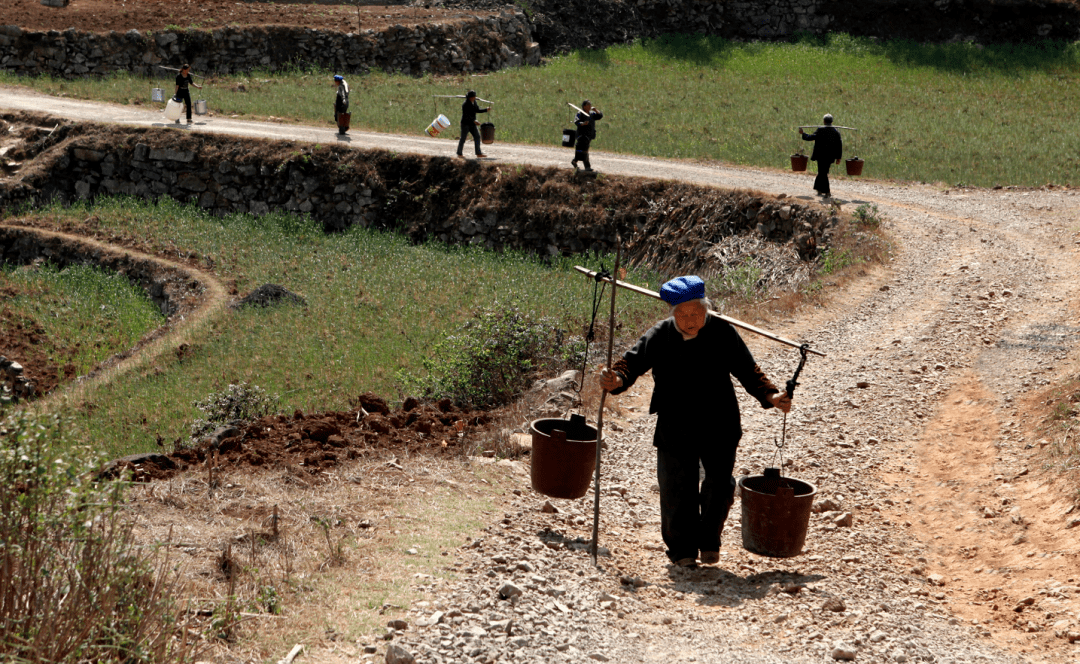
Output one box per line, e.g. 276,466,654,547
335,82,350,114
802,125,842,162
610,316,778,450
461,99,488,125
574,109,603,140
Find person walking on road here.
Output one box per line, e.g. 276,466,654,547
456,90,490,158
800,113,843,197
598,276,791,569
173,64,202,125
333,75,350,135
572,100,603,171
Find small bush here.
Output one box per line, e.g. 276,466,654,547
852,203,885,227
818,247,860,275
189,381,279,443
714,258,764,302
0,414,191,663
399,303,584,409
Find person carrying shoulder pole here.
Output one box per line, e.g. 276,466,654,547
174,64,202,125
799,113,843,198
572,100,603,171
597,276,791,569
456,90,490,159
333,75,350,135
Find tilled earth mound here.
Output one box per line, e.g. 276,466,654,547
116,392,493,482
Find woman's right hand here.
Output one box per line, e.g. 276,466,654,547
599,367,623,392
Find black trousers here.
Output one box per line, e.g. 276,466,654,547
177,89,192,120
574,136,592,168
457,122,481,156
656,441,738,563
813,159,832,195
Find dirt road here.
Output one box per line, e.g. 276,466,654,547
3,87,1080,663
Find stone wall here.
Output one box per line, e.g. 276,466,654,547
514,0,1080,53
0,8,539,78
0,119,837,269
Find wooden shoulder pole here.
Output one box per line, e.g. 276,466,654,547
573,266,825,357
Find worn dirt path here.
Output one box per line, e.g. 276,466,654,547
3,88,1080,663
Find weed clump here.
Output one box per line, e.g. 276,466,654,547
0,414,191,663
189,381,279,443
852,203,885,227
400,304,584,409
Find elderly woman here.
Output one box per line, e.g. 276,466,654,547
333,75,350,135
600,275,790,568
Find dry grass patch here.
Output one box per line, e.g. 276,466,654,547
125,451,514,660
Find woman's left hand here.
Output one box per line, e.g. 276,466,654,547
768,392,792,413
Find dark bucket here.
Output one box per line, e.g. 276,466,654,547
790,154,808,172
845,158,864,176
562,128,577,148
530,414,597,500
738,471,817,558
480,122,495,145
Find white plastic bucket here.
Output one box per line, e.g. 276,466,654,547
425,114,451,137
194,99,208,115
164,98,183,121
151,87,164,102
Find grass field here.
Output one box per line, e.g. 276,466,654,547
9,197,666,457
0,262,165,379
4,33,1080,187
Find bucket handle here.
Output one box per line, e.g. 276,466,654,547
772,344,811,473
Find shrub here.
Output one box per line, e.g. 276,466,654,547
0,414,191,663
852,203,885,227
189,381,279,443
399,303,584,409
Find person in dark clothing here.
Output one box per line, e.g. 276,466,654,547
333,75,350,135
173,64,202,124
800,113,843,197
572,100,603,171
599,276,791,568
456,90,490,158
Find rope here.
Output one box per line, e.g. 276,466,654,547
575,265,611,393
773,344,810,473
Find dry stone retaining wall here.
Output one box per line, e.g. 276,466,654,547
517,0,1080,53
0,9,539,78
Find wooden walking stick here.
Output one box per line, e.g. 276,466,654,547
590,239,620,566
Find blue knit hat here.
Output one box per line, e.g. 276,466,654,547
659,276,705,305
333,75,344,82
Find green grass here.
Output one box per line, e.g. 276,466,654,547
6,33,1080,186
0,262,165,379
11,197,664,457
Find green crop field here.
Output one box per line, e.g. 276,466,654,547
4,33,1080,187
0,262,165,379
2,198,668,457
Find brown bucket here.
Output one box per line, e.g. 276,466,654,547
480,122,495,145
336,112,351,131
530,415,597,500
738,470,817,558
845,157,864,176
790,154,808,172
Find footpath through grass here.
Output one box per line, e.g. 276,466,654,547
10,198,663,457
4,33,1080,187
